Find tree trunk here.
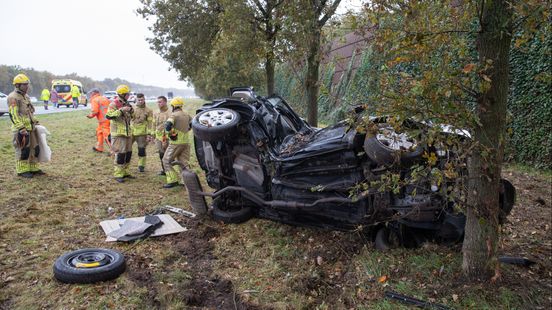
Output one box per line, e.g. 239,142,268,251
266,52,275,95
462,0,513,280
306,29,321,127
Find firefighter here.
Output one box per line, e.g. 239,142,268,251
106,84,134,183
86,88,111,153
162,97,192,188
131,93,153,172
153,96,170,175
8,74,43,178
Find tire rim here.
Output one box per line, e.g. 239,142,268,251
68,252,113,269
198,109,236,127
376,127,417,151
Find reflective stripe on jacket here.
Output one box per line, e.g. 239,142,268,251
131,104,153,136
106,98,132,136
89,94,111,123
154,108,171,141
8,90,37,132
166,109,191,145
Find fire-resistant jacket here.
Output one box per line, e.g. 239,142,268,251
88,93,111,123
106,97,133,137
153,107,171,141
8,89,37,132
131,103,153,136
165,109,191,145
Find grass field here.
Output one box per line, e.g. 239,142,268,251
0,101,551,309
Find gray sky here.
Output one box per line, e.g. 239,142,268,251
0,0,192,89
0,0,363,90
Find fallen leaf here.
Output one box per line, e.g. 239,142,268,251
462,63,476,73
378,275,388,283
452,294,459,302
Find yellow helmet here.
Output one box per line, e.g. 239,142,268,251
170,97,184,107
116,84,130,95
13,74,30,85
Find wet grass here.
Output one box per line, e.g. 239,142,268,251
0,102,551,309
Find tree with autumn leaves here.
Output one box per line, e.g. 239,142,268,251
356,0,548,280
139,0,548,281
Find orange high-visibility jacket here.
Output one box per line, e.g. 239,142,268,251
88,94,111,123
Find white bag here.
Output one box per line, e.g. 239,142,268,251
35,125,52,163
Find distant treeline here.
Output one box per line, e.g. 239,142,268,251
0,65,195,98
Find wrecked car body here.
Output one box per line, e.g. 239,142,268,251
184,87,516,248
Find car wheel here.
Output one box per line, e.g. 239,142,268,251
374,227,401,251
212,199,254,224
192,108,240,142
53,248,126,284
364,125,423,166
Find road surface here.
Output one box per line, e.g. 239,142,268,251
34,104,90,115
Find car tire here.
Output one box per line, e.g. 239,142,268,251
374,227,401,251
192,108,240,142
53,248,126,284
212,201,254,224
364,129,423,166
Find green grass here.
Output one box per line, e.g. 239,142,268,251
0,101,550,309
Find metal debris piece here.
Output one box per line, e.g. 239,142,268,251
163,205,197,218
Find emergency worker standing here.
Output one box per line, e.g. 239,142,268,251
40,88,50,110
153,96,170,175
8,74,43,178
50,88,59,108
131,93,153,172
162,97,191,188
106,85,134,182
86,88,111,153
71,84,80,108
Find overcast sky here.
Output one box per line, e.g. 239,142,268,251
0,0,363,91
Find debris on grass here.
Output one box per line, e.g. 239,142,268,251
100,214,187,242
162,205,196,218
384,290,452,310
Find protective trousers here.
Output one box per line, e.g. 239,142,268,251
162,143,190,184
155,139,169,172
133,135,147,168
95,121,111,152
13,130,40,174
112,136,132,178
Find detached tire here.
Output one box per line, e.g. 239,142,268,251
53,248,125,284
192,108,240,142
212,202,254,224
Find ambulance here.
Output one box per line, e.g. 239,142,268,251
51,79,88,107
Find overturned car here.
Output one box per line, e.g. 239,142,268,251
183,87,515,249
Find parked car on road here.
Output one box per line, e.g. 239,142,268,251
0,91,8,116
183,87,516,249
104,91,117,101
128,92,137,103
